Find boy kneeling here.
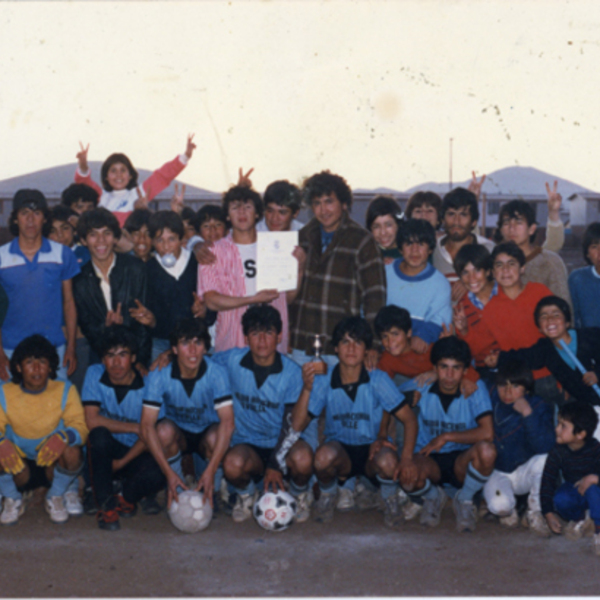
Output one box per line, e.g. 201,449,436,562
399,336,496,532
541,401,600,554
0,336,88,524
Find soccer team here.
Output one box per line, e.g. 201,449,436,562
1,137,600,555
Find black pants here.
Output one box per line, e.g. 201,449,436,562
88,427,165,510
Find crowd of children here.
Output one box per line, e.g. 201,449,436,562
1,143,600,556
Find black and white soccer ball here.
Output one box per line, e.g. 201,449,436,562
253,490,297,532
168,490,212,533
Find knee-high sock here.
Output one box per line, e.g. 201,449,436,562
0,473,21,500
47,465,82,498
456,463,489,503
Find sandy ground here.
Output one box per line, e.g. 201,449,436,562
2,487,600,598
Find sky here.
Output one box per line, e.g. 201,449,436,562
2,0,600,194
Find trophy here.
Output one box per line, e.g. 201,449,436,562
311,334,328,375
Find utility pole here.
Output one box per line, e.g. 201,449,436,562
449,138,453,191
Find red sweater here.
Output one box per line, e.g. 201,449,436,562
456,294,500,366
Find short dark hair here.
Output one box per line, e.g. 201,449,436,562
494,200,537,244
397,218,436,252
61,183,99,208
496,359,535,395
10,335,59,384
491,241,526,268
181,207,196,225
365,195,403,232
9,190,51,238
332,316,373,350
49,205,77,226
559,401,599,440
222,185,263,223
242,304,283,336
374,305,412,337
441,187,479,223
169,318,211,352
76,208,122,240
534,295,572,328
98,325,139,359
582,222,600,265
101,153,138,192
264,180,302,213
303,171,352,210
430,336,471,368
194,204,228,231
123,209,152,233
405,191,443,228
454,244,493,278
148,210,184,240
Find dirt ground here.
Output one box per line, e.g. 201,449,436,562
2,487,600,598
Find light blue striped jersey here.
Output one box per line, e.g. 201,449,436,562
82,363,147,448
212,348,306,448
399,379,492,454
308,366,406,446
143,358,232,434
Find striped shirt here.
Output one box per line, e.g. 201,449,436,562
197,233,289,353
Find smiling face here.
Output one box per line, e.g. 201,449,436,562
245,328,281,366
537,304,569,342
49,219,75,248
411,203,439,230
172,337,206,377
443,206,475,242
492,252,524,291
434,357,466,395
311,193,346,233
106,162,132,191
380,326,411,357
555,416,584,447
264,203,298,232
152,227,182,260
459,262,491,296
335,334,366,369
371,214,398,250
499,213,536,249
17,357,51,392
102,346,136,386
228,200,257,233
83,226,116,263
131,225,152,262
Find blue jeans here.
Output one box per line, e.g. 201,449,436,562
554,481,600,526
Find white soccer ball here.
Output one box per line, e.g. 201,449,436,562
253,490,297,532
168,490,213,533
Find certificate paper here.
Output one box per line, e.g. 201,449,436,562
257,231,298,292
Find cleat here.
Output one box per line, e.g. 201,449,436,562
232,491,256,523
527,510,552,538
293,489,313,523
96,508,121,531
336,487,355,512
453,496,477,533
355,482,379,511
140,494,162,515
1,497,24,526
314,489,338,523
383,493,403,529
565,514,595,541
116,494,137,518
64,491,84,516
46,496,69,524
499,508,519,529
419,486,446,528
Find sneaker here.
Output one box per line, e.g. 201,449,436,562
314,489,338,523
232,492,256,523
82,487,96,516
499,508,519,529
526,510,552,538
140,494,162,516
1,497,24,526
293,489,313,523
402,499,422,521
96,508,121,531
419,486,446,528
214,492,234,517
594,532,600,556
383,493,403,529
115,494,137,518
64,491,83,516
355,482,379,511
565,515,595,541
336,487,355,512
453,496,477,533
45,496,69,524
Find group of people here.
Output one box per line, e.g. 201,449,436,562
1,136,600,556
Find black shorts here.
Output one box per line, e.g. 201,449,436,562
430,450,463,489
17,459,51,492
178,425,212,459
339,443,374,481
247,444,275,470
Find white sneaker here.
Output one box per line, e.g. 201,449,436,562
565,515,595,540
336,487,355,512
527,510,552,538
293,489,313,523
355,481,379,511
1,497,24,526
499,508,519,528
64,491,83,516
402,499,423,521
232,491,256,523
45,496,69,524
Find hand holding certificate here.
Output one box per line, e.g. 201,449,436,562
257,231,299,292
